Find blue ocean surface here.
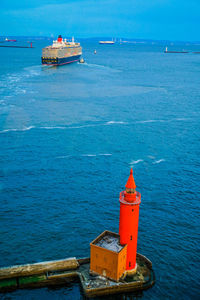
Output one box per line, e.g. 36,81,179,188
0,40,200,299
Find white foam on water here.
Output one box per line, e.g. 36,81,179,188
106,121,126,125
136,119,164,124
69,124,99,129
130,159,143,165
86,63,105,69
136,117,192,125
82,154,97,157
174,117,191,121
40,126,66,130
39,123,124,130
23,65,41,76
153,159,165,164
15,88,26,94
1,117,177,135
0,126,35,134
56,153,112,159
82,153,112,157
0,128,18,133
21,126,35,131
27,70,40,77
7,75,20,83
0,124,100,134
79,62,121,73
56,155,71,159
70,122,126,129
1,65,41,102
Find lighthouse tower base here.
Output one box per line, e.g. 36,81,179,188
122,264,137,278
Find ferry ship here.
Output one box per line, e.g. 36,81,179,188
99,41,115,44
41,35,82,66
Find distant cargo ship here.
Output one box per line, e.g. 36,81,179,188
41,35,82,66
5,38,17,42
164,47,188,53
99,41,115,44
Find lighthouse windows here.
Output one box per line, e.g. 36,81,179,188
126,187,136,194
130,235,132,240
129,262,131,267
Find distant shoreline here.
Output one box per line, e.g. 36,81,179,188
0,36,200,45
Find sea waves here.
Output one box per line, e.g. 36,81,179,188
0,121,126,134
0,126,35,133
135,117,193,124
78,62,121,73
105,121,126,125
0,65,42,102
129,157,165,166
56,153,112,159
56,154,165,166
152,159,165,164
0,117,194,134
130,159,144,165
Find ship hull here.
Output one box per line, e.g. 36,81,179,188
41,55,81,66
164,51,188,53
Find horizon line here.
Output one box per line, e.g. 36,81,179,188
0,35,200,44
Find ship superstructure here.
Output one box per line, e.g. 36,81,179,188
41,35,82,66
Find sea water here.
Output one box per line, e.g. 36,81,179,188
0,40,200,299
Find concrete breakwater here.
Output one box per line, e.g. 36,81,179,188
0,254,155,298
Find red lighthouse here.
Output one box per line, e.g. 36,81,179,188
119,169,141,272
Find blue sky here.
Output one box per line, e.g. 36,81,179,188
1,0,200,41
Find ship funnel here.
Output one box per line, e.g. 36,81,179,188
57,35,62,42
